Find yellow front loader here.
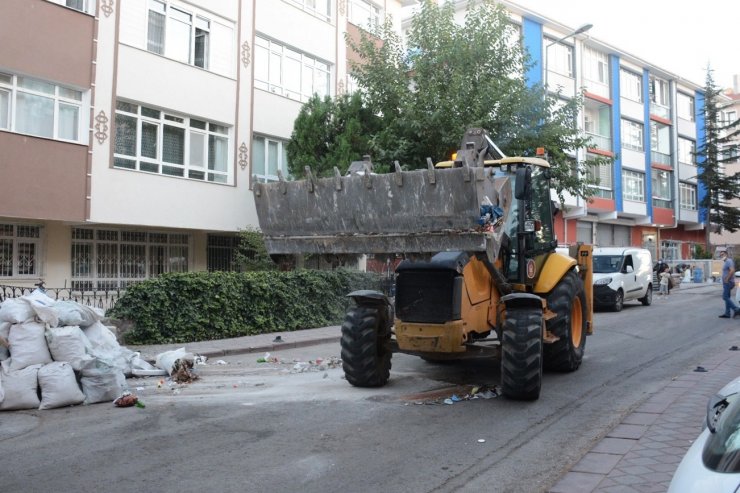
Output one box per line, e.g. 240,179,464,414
254,128,593,400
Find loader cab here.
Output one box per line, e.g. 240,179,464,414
502,162,556,283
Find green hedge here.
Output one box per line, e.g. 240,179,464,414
108,270,381,344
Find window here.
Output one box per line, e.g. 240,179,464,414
207,235,240,272
652,169,672,208
587,158,613,199
47,0,95,14
71,228,189,290
680,182,697,210
254,36,331,102
622,170,645,202
650,76,670,118
114,100,231,184
678,137,696,165
650,121,671,165
546,40,574,78
583,47,608,84
620,69,643,103
0,71,84,142
677,92,695,121
348,0,381,28
252,135,289,182
0,224,42,278
723,110,738,126
147,0,210,69
287,0,331,19
621,119,644,152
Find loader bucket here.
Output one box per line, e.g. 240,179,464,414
253,165,513,260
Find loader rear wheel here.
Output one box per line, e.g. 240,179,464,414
544,271,587,372
501,307,543,401
341,305,392,387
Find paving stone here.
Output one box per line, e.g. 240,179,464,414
571,453,623,475
592,438,636,455
622,413,659,426
607,424,647,440
549,472,604,493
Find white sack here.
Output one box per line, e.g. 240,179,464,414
38,362,85,410
0,321,10,361
0,364,41,411
80,360,126,405
0,298,34,324
155,348,193,376
26,298,58,327
0,370,4,404
46,326,93,370
8,322,53,370
83,322,138,376
55,301,104,328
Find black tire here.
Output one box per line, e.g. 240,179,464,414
340,305,391,387
639,284,653,306
544,271,588,372
501,307,543,401
613,289,624,312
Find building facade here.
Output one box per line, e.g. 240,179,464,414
0,0,406,290
434,0,711,262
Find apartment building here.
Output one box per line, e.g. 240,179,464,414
434,0,709,262
0,0,406,291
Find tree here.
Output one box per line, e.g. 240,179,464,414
696,68,740,249
344,0,607,202
286,92,380,177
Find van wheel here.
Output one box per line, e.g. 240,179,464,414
639,284,653,306
613,289,624,312
544,271,587,372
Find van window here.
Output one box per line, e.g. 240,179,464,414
593,255,623,273
623,255,634,272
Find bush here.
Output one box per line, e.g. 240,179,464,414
108,270,381,345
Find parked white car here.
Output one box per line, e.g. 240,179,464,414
668,375,740,492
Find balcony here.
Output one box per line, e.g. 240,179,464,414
586,132,612,152
650,103,670,120
652,198,672,209
651,151,672,166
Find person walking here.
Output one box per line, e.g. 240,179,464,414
659,266,670,299
718,250,740,318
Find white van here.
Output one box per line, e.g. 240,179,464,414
592,247,653,311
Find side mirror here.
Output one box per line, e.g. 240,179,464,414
515,166,532,201
624,265,634,274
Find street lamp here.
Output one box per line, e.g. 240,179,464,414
544,23,593,90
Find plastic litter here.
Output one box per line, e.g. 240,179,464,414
478,439,486,443
113,391,143,408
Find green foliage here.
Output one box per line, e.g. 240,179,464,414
233,227,276,272
693,244,713,259
697,68,740,243
286,92,381,178
341,0,604,202
107,270,381,344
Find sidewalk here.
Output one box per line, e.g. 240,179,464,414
128,281,729,492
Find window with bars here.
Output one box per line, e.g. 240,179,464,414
114,100,230,183
207,235,240,272
0,224,42,278
0,71,84,142
254,36,331,102
71,228,189,290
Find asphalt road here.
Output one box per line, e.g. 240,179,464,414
2,284,736,493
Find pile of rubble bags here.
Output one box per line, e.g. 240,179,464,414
0,290,158,411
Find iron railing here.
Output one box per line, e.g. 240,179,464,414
0,284,123,311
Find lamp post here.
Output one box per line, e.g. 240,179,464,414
543,23,593,91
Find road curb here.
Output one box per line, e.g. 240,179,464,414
199,336,342,359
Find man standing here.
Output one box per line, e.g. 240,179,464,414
719,250,740,318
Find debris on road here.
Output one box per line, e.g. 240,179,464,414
407,385,500,405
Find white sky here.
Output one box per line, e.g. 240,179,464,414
507,0,739,90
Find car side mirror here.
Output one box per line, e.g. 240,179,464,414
625,265,634,274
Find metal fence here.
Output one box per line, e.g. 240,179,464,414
0,284,123,311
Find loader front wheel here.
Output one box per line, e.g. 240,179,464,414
501,307,543,401
544,271,587,372
341,305,392,387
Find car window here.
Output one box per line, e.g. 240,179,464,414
703,393,740,472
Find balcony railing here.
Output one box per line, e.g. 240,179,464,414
652,198,672,209
586,132,612,152
650,103,671,120
0,285,124,311
651,151,672,166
